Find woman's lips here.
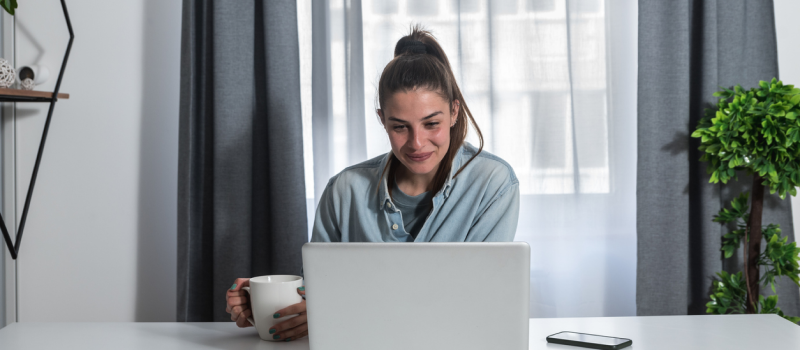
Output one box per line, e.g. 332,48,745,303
407,152,433,162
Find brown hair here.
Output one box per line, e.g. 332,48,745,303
378,25,484,198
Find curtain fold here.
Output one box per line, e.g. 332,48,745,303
178,0,308,322
637,0,800,316
310,0,368,203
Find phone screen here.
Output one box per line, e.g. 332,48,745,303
548,332,629,346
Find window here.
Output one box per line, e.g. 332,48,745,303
297,0,637,318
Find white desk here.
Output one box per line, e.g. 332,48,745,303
0,314,798,349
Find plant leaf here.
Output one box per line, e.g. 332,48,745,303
0,0,17,15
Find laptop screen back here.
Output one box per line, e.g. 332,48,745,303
302,242,530,350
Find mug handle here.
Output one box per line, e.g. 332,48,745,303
241,286,256,327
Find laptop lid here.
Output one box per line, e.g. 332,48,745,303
302,242,530,350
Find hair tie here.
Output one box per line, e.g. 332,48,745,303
397,40,427,55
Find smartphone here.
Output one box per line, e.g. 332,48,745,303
546,331,632,349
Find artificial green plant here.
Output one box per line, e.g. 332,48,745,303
692,78,800,323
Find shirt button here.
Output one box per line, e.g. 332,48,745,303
387,202,392,208
392,224,399,230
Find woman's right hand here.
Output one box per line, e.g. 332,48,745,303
269,288,307,341
226,278,253,328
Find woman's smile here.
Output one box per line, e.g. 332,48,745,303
407,152,433,162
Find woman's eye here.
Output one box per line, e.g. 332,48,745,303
393,125,406,131
426,122,440,127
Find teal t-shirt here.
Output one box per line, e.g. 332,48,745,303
391,179,432,239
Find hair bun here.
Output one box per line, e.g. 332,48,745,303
396,39,427,55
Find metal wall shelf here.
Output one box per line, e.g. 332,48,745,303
0,0,74,260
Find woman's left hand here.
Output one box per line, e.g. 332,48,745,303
269,287,308,341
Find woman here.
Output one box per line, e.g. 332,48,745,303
226,26,519,342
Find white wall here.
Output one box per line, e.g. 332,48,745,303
775,0,800,242
9,0,180,321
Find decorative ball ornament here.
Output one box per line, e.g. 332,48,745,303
21,78,34,90
0,58,15,88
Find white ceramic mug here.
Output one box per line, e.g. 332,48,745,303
242,275,304,341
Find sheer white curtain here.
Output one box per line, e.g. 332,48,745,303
297,0,637,317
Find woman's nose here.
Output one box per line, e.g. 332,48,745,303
408,129,424,149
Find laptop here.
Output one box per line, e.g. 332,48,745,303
302,242,530,350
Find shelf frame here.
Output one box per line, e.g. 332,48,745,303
0,0,74,260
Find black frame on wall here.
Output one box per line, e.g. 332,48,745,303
0,0,73,260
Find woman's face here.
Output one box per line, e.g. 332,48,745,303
379,89,458,179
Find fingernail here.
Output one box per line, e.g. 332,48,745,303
269,328,276,334
298,286,305,291
285,337,292,342
273,335,281,340
230,283,237,290
273,313,280,318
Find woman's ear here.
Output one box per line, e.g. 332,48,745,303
450,100,460,126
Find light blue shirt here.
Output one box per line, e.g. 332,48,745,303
311,143,519,242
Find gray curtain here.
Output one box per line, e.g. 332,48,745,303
637,0,800,316
177,0,308,322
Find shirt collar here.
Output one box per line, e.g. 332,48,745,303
379,144,467,209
